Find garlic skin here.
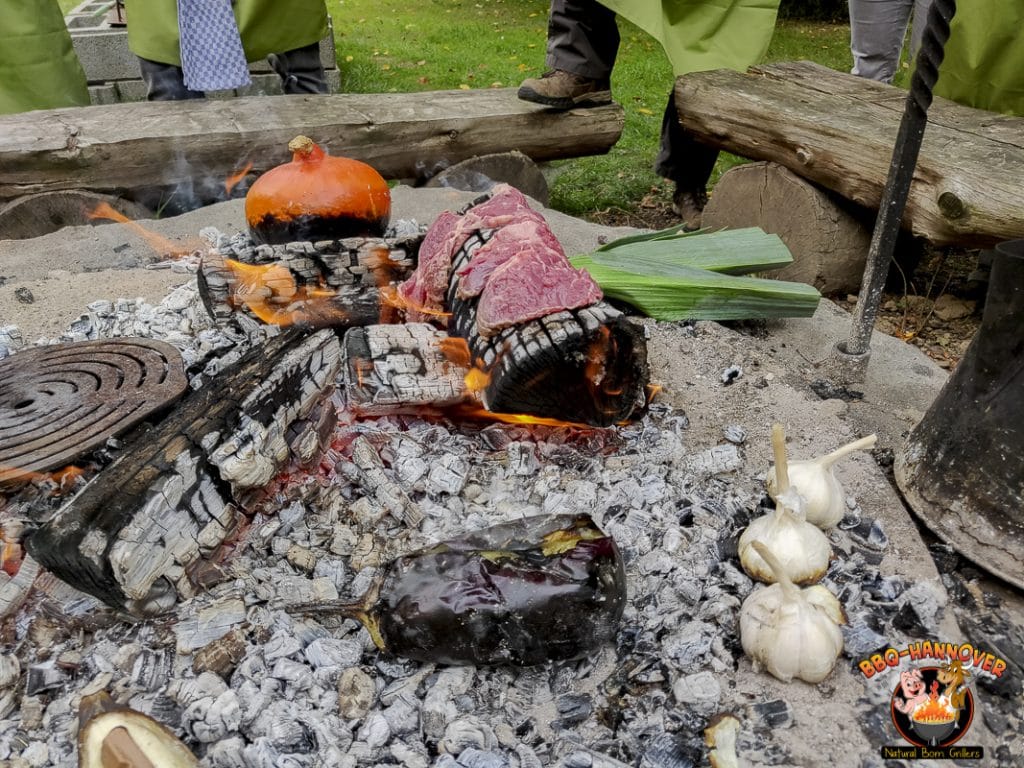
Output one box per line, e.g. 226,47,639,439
766,434,877,529
739,488,831,585
739,542,845,684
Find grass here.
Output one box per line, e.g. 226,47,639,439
59,0,862,219
326,0,855,218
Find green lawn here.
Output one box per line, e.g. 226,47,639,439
326,0,854,216
62,0,857,218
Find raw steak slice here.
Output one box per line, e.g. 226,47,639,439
460,184,545,231
455,219,566,299
397,209,463,318
476,253,603,337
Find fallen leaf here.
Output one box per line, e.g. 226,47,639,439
417,60,427,66
459,84,471,90
418,76,429,84
637,107,653,116
345,55,354,62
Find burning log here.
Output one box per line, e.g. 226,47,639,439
342,323,469,415
446,232,649,428
24,330,342,615
197,232,421,330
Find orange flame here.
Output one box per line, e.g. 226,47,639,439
378,285,452,320
464,366,492,394
912,697,957,724
438,337,472,368
0,463,87,493
1,536,22,577
225,161,254,196
445,404,594,429
646,383,663,402
88,202,199,257
222,259,351,327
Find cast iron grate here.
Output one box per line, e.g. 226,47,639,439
0,339,188,485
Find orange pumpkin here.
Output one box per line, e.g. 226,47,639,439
245,135,391,244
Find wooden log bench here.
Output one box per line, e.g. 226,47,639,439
674,61,1024,253
0,89,623,234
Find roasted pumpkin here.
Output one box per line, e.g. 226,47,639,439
245,135,391,244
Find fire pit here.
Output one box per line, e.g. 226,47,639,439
0,188,1017,766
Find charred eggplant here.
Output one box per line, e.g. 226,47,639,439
293,514,626,666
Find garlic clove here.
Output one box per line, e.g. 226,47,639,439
766,434,877,529
739,542,844,684
738,509,831,585
705,713,742,768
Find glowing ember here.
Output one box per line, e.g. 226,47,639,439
224,161,254,195
912,696,958,724
0,463,87,493
88,202,199,257
1,536,22,577
446,404,594,429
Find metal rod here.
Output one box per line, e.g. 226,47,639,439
842,0,957,357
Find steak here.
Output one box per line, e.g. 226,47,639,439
476,251,603,337
397,209,463,319
459,184,546,231
455,219,565,299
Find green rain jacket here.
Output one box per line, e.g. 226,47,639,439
126,0,329,66
600,0,781,76
0,0,89,115
935,0,1024,116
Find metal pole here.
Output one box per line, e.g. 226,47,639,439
831,0,957,381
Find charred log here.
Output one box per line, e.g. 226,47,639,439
446,232,649,427
197,233,421,330
24,330,342,615
342,323,469,415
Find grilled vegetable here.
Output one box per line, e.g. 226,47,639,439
292,514,627,666
245,135,391,244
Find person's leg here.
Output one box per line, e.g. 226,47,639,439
518,0,617,108
267,42,328,95
849,0,914,83
907,0,935,59
137,57,204,101
655,91,718,229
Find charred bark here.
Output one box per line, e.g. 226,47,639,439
342,323,469,415
198,233,421,331
446,232,649,427
24,329,342,616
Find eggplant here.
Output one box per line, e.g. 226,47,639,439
294,514,627,666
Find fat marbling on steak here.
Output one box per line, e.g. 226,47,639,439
398,185,545,318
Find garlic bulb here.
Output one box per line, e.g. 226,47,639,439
766,434,877,529
739,424,831,585
739,541,845,683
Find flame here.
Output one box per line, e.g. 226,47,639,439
646,383,663,402
378,285,452,319
88,202,199,257
0,463,86,492
445,404,594,429
224,161,253,195
912,696,958,724
221,259,351,327
464,366,491,394
438,337,472,368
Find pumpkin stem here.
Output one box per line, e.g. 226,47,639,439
288,135,321,162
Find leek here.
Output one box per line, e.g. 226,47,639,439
571,227,820,321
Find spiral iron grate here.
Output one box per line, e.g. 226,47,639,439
0,339,188,485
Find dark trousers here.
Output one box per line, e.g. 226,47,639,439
138,41,328,101
545,0,718,191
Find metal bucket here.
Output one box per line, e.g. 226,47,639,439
895,239,1024,588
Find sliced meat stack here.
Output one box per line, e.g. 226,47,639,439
397,185,649,426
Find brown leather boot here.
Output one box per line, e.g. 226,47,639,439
517,70,612,109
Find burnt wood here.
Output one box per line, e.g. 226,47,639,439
0,90,624,203
198,234,420,330
446,231,649,427
24,329,342,615
674,61,1024,247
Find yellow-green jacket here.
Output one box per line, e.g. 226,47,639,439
935,0,1024,116
0,0,89,115
126,0,329,66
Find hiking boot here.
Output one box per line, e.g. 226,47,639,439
517,70,612,109
672,186,708,231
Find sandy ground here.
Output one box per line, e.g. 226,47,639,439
2,188,1018,764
